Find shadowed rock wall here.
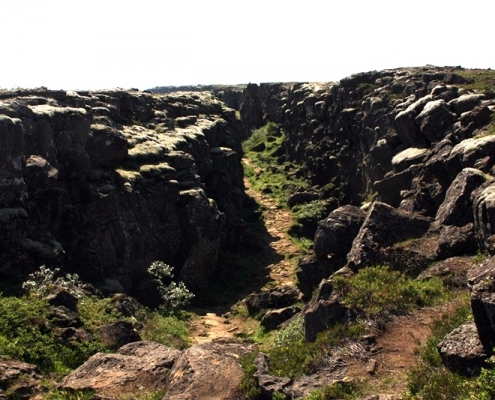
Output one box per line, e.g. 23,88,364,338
0,88,245,299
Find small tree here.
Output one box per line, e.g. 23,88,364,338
147,261,194,313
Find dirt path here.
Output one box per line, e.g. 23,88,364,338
189,159,300,344
344,300,461,396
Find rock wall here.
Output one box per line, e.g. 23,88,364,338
240,66,495,293
0,88,245,299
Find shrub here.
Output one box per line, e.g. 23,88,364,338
139,311,190,349
147,261,194,314
0,295,105,373
22,265,81,297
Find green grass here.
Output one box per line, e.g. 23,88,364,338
454,68,495,95
332,266,448,320
243,123,310,207
139,311,191,349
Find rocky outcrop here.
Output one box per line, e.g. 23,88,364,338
59,339,253,400
240,66,495,295
0,360,43,399
0,89,245,298
165,340,253,400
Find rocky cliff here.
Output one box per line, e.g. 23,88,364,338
239,66,495,295
0,88,245,299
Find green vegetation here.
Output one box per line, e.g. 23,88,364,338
147,260,194,313
239,351,262,399
405,294,477,399
243,123,310,207
305,380,359,400
0,295,106,374
140,311,191,349
455,68,495,95
333,266,447,320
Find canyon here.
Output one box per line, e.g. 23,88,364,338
1,65,495,399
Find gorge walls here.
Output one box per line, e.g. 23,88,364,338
0,89,245,299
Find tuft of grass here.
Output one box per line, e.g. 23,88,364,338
333,266,447,320
139,311,191,350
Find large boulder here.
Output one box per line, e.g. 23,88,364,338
468,258,495,352
303,290,348,342
165,340,254,400
414,99,456,143
347,202,430,271
59,341,181,398
435,168,491,227
314,205,366,261
437,323,487,376
473,181,495,254
244,286,301,315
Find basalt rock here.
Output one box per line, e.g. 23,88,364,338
437,323,488,376
59,341,182,398
0,89,245,299
346,202,431,271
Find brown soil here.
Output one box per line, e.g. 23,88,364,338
344,300,461,397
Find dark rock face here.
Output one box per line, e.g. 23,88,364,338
238,66,495,295
468,258,495,352
244,285,301,315
0,89,245,297
303,290,347,342
260,306,301,330
314,205,366,261
346,202,430,271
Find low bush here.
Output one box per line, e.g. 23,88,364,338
147,261,194,314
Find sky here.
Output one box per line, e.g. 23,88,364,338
1,0,494,91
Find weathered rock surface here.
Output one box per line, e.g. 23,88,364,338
165,340,254,400
346,202,430,271
244,285,301,315
0,360,43,400
437,323,487,376
468,257,495,352
0,89,245,299
59,341,181,398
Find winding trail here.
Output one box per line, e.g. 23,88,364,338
189,158,300,344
